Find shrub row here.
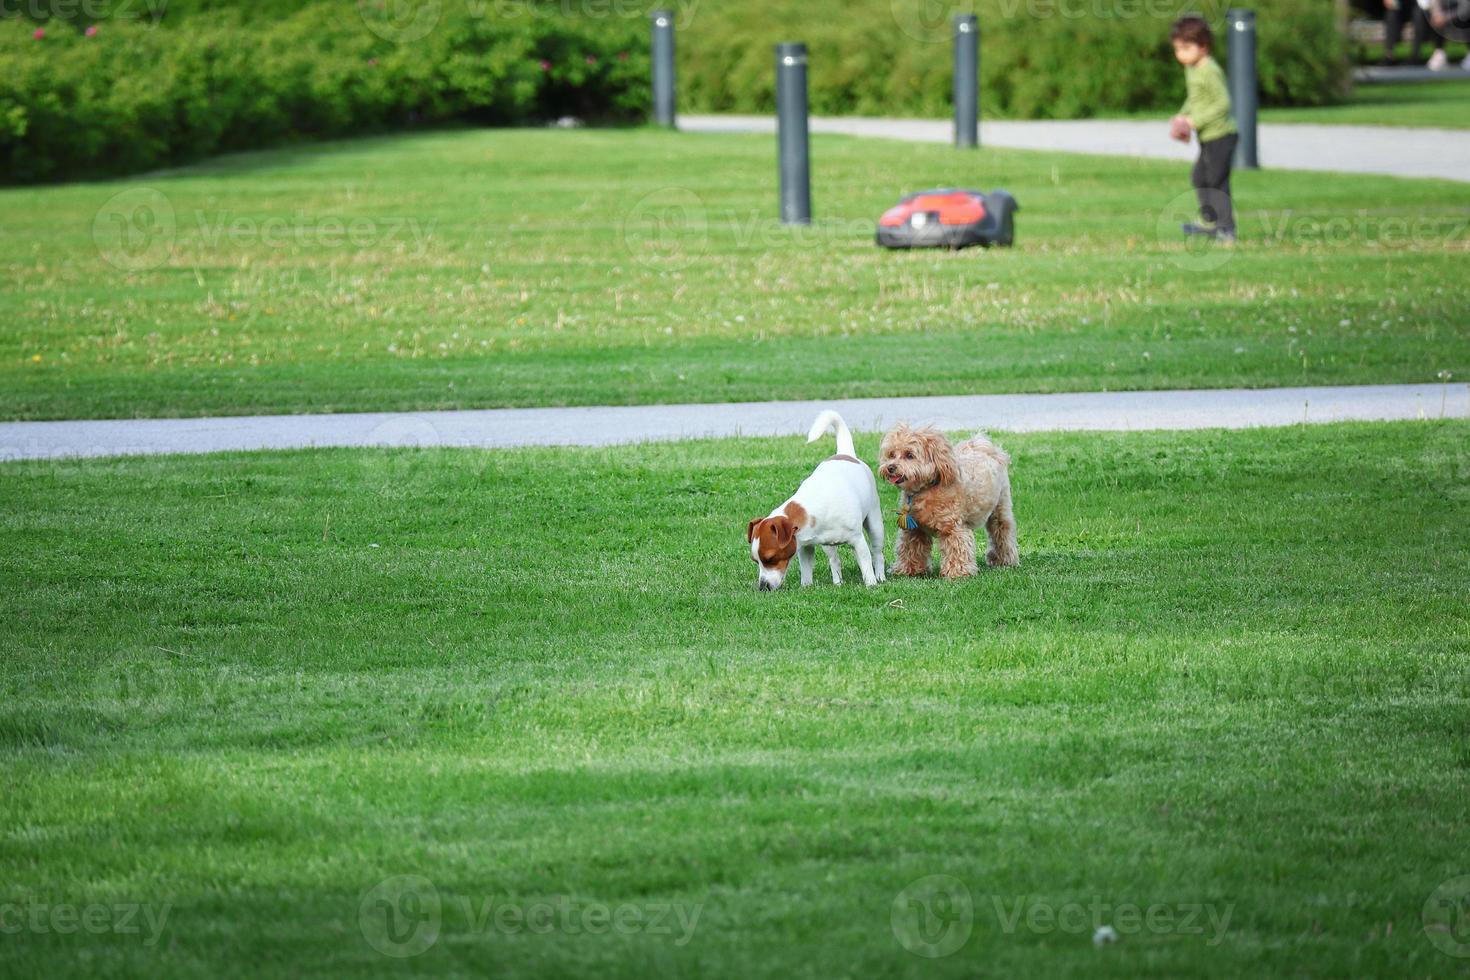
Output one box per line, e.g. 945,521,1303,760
678,0,1349,118
2,0,1348,182
0,4,649,182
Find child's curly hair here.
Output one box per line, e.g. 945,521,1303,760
1169,15,1214,49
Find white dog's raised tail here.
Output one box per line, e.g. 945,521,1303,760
806,410,856,458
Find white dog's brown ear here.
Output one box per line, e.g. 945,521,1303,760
747,518,762,542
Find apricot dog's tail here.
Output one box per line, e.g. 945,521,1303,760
806,410,856,458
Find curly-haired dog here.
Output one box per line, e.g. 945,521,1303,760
878,424,1018,579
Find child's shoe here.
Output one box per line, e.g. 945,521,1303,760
1181,222,1217,237
1428,49,1449,70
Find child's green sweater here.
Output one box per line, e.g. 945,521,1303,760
1180,56,1237,143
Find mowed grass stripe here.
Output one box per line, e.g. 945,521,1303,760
0,420,1466,976
2,128,1466,419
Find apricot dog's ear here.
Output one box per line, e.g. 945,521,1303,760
747,518,762,542
921,428,960,486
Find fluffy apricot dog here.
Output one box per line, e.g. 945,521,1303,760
878,424,1018,579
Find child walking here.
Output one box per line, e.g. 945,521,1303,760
1169,16,1238,244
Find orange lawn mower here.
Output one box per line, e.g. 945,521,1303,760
875,188,1019,250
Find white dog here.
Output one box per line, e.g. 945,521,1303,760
746,410,887,591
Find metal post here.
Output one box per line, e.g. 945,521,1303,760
775,42,811,224
651,10,676,128
1226,8,1258,169
953,14,979,148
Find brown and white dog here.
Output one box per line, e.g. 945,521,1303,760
747,411,886,591
878,423,1018,579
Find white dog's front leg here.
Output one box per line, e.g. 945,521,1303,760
850,534,878,587
823,545,843,584
798,543,815,586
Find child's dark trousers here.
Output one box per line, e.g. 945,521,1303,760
1193,133,1238,235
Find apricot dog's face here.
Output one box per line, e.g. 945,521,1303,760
747,515,797,591
879,424,958,492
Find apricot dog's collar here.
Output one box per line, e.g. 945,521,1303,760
895,478,940,530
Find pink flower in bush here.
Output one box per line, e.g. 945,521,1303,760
33,27,44,39
368,57,378,66
585,55,597,66
538,59,551,72
617,51,629,61
84,25,98,36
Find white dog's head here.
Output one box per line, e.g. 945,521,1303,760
746,509,802,591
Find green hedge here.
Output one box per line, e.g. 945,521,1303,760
0,5,649,182
679,0,1349,118
2,0,1348,182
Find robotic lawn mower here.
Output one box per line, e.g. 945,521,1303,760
875,188,1019,250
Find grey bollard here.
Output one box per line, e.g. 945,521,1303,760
775,42,811,224
954,14,979,148
1227,8,1259,169
651,10,676,128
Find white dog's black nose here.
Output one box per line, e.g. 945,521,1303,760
757,580,773,592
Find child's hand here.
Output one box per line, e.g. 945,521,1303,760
1169,115,1193,143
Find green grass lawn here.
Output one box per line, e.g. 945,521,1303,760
2,127,1466,421
2,420,1467,976
1261,79,1470,129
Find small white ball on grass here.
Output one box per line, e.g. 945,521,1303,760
1093,925,1119,947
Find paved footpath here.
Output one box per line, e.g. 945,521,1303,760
1,384,1464,461
679,115,1470,183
